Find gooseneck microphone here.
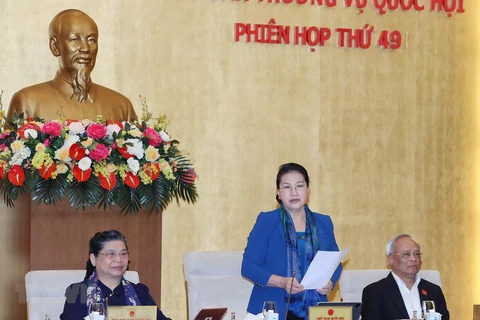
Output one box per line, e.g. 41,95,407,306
284,271,296,320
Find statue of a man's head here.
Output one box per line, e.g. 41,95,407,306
48,9,99,102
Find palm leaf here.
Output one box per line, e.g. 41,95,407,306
32,174,68,205
114,183,142,215
66,176,102,210
139,175,172,213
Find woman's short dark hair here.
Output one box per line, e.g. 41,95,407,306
85,229,128,280
275,163,310,204
89,229,128,256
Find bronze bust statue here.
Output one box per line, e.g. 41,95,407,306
7,9,137,121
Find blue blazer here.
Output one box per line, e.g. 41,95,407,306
241,207,342,319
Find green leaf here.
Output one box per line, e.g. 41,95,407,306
114,183,142,215
66,176,102,210
32,174,68,205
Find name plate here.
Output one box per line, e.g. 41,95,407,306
309,305,353,320
107,305,157,320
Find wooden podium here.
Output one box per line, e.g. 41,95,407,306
29,199,163,304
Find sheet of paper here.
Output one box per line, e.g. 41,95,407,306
300,249,348,290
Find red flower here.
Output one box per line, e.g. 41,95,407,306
8,165,25,186
65,119,78,126
421,289,428,296
41,121,63,137
98,172,116,191
39,163,57,180
86,123,107,140
18,123,41,139
0,165,7,179
69,144,86,161
73,165,92,182
89,143,109,162
117,146,134,159
143,163,160,181
124,172,140,189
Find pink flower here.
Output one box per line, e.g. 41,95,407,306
43,139,51,147
143,127,162,147
41,121,62,137
89,143,109,162
86,123,107,140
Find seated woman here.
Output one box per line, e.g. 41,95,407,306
60,229,169,320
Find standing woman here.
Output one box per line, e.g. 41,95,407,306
242,163,343,320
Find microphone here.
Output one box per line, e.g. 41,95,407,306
284,271,296,320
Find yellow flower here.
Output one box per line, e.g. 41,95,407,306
93,161,109,177
32,152,52,170
56,163,68,174
128,129,142,138
106,163,117,173
54,146,71,162
81,138,93,148
144,146,160,162
10,140,24,153
158,159,170,171
35,143,46,153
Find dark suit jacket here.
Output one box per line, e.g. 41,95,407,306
241,207,343,320
361,272,449,320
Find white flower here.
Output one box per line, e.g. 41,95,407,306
68,122,85,135
125,138,144,159
159,131,170,142
106,123,121,138
78,157,92,171
64,135,80,148
19,147,32,160
24,129,38,139
127,158,140,174
9,153,24,165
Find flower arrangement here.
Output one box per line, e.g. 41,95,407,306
0,93,198,214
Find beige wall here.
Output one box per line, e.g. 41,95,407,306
0,1,478,319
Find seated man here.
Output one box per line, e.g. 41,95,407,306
361,234,449,320
7,9,136,121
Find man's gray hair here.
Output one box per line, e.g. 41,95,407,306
386,234,420,255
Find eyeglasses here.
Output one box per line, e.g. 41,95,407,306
279,184,306,193
395,252,422,260
98,251,129,259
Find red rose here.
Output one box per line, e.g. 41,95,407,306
39,163,57,180
86,123,107,140
124,172,140,189
69,144,86,161
73,165,92,182
98,172,116,190
89,143,109,162
8,165,25,186
41,121,63,137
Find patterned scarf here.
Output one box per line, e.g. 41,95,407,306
280,204,322,319
86,270,141,316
